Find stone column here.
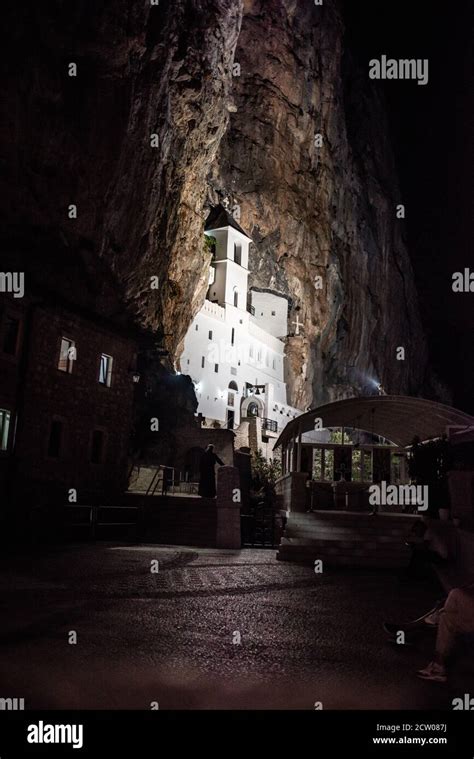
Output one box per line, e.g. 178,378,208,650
216,466,241,549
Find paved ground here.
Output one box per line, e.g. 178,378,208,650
0,542,473,710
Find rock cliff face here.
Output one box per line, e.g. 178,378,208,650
211,0,428,407
3,0,428,409
3,0,243,342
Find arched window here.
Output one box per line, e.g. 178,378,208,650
228,381,238,391
234,243,242,265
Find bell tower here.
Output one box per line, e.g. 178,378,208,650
205,204,252,310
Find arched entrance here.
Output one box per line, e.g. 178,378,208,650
241,395,264,419
227,381,238,429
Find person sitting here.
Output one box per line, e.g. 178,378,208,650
417,585,474,683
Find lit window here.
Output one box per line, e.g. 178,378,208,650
391,453,404,485
0,409,11,451
312,449,323,480
363,450,373,482
91,430,105,464
3,315,20,356
48,420,63,458
323,449,334,481
99,354,113,386
352,449,362,482
58,337,75,373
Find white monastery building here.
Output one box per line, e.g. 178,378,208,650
179,205,301,455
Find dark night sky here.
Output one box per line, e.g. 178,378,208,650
343,0,473,413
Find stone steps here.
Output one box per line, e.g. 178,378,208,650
290,510,418,525
129,466,162,494
277,510,418,568
285,527,407,545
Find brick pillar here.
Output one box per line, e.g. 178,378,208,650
233,450,252,513
216,466,241,549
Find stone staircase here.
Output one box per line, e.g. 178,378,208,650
128,466,163,494
277,510,420,568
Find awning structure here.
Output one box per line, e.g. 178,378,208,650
275,396,474,449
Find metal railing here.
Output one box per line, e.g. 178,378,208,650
65,504,139,538
128,465,204,497
262,418,278,432
146,465,176,496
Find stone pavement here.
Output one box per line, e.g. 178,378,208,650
0,542,473,710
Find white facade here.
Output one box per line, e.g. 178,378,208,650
249,289,289,339
179,212,301,442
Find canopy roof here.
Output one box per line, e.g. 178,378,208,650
275,395,474,449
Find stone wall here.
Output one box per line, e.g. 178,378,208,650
12,302,137,502
127,465,242,549
276,471,309,513
168,425,235,480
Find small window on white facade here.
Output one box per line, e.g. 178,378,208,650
234,243,242,266
208,330,213,340
201,356,205,368
195,324,199,331
99,354,113,386
271,310,276,316
214,364,218,373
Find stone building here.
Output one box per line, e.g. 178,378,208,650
0,247,148,520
